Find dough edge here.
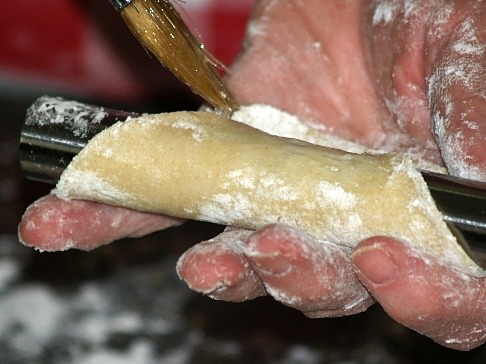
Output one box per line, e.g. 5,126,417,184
53,107,485,277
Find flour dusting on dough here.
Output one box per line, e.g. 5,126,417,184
316,182,357,210
232,104,371,154
200,193,255,226
53,105,483,276
226,170,256,190
171,120,207,142
234,104,444,174
386,157,476,270
54,169,133,205
199,169,301,226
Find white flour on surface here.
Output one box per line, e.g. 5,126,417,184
430,2,453,29
428,16,486,181
232,104,443,174
196,106,373,231
232,104,371,154
0,258,20,292
316,182,357,210
171,119,207,142
54,169,134,207
0,285,65,357
199,171,300,227
451,17,485,56
26,96,107,138
372,0,421,26
372,0,399,25
0,255,202,364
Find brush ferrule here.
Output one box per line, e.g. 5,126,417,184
109,0,133,11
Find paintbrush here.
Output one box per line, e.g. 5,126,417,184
109,0,238,115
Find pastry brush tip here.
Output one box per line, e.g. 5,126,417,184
109,0,238,114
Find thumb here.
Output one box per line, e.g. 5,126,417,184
352,236,486,351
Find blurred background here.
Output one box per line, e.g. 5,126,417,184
1,1,486,363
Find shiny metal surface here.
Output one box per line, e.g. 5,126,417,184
108,0,133,11
421,171,486,266
421,171,486,234
19,96,138,184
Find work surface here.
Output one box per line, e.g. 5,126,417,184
2,96,486,364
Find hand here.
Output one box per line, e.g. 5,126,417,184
179,0,486,350
18,0,486,350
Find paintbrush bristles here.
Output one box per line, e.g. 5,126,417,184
121,0,238,114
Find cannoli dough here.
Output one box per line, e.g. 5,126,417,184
54,108,484,276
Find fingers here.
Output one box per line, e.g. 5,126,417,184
18,195,184,252
176,228,266,302
353,237,486,351
425,4,486,180
246,224,374,317
178,224,374,316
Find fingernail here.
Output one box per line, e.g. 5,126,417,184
244,244,292,276
248,252,292,276
353,244,398,285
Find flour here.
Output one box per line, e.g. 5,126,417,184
232,104,370,154
72,340,155,364
54,169,134,207
372,0,399,25
430,3,453,28
226,170,256,190
171,119,207,142
371,0,425,25
26,96,107,138
281,345,321,364
199,184,297,227
403,0,419,18
0,258,20,292
451,18,485,56
0,285,65,357
388,157,476,270
264,284,302,307
200,193,255,225
0,259,201,363
427,15,486,180
198,165,305,228
316,181,357,210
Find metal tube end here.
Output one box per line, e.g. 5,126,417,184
20,96,137,184
109,0,133,11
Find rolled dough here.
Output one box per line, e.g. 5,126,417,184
54,108,484,276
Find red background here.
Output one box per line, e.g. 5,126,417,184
0,0,254,102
